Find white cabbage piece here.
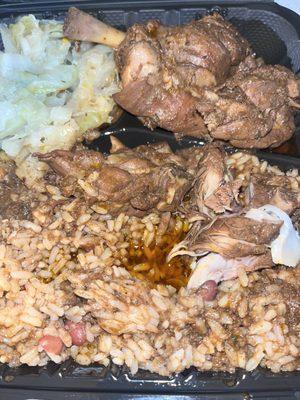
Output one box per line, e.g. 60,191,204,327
246,205,300,267
0,93,50,139
0,101,24,136
0,53,38,78
4,15,68,64
26,66,78,95
0,24,16,53
69,45,119,132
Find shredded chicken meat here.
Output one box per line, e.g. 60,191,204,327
36,139,193,216
35,138,300,289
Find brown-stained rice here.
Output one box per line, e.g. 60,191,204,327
0,151,298,376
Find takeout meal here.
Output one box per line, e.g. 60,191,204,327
64,7,300,149
0,10,298,378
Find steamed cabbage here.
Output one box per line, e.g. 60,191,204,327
0,15,119,185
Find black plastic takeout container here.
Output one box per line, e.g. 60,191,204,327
0,0,299,399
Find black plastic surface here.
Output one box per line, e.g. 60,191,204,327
95,112,300,169
0,2,299,399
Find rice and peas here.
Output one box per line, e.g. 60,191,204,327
0,151,298,375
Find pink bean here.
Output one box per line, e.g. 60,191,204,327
38,335,63,355
199,280,218,301
65,320,87,346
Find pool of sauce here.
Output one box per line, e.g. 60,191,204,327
42,217,191,289
124,218,191,290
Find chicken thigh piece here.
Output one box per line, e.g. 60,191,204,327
63,8,300,149
36,138,193,216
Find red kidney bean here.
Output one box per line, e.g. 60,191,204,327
199,280,218,301
38,335,63,355
65,320,87,346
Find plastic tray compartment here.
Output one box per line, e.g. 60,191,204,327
0,1,299,399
